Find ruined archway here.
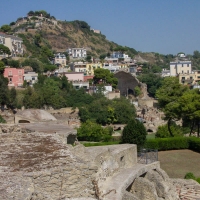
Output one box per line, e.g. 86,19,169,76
114,71,140,96
18,120,30,123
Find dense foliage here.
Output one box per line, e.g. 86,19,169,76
155,123,183,138
122,119,147,148
77,120,112,142
79,97,136,125
137,73,163,97
93,68,118,89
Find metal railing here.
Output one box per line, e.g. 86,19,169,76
137,148,158,164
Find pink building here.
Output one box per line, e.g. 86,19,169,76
4,67,24,87
84,75,94,82
64,72,84,81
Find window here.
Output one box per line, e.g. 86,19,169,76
182,64,184,67
18,70,22,75
182,70,184,74
9,71,12,76
182,77,185,80
187,64,189,67
190,77,193,80
187,70,189,73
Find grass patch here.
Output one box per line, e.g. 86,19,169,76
158,149,200,178
82,141,121,147
146,133,155,139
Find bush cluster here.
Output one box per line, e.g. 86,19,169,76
144,137,200,152
185,172,200,184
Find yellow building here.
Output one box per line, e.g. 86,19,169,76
86,62,102,75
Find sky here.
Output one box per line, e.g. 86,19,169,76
0,0,200,55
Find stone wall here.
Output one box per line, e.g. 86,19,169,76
0,125,97,199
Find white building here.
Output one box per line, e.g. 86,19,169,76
111,52,129,59
170,60,192,76
23,72,38,86
67,48,87,58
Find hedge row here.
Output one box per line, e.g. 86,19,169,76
144,137,200,152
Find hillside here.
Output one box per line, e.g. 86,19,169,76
2,10,197,68
9,14,137,59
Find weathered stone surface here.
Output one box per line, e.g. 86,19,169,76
130,177,158,200
0,127,96,200
15,109,57,123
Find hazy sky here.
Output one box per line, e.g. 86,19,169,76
1,0,200,55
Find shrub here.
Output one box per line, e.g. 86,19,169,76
0,115,6,123
184,172,200,184
155,123,183,138
188,137,200,153
185,172,196,180
144,137,189,151
122,119,147,149
77,120,112,142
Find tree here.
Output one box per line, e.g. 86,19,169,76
178,89,200,136
156,77,189,136
27,11,35,16
0,61,5,74
94,68,118,88
137,73,163,97
0,24,11,33
7,60,20,68
9,22,15,26
155,123,183,138
122,119,147,149
0,44,11,55
0,75,9,106
77,120,112,142
86,55,92,62
34,34,42,47
134,86,141,97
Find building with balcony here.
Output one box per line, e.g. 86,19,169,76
170,60,192,76
67,48,87,58
86,63,102,75
73,62,87,75
23,72,38,86
4,67,24,87
179,73,195,85
53,53,66,67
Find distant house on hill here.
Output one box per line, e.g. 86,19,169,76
53,53,66,67
0,33,23,57
170,60,192,76
4,67,24,87
67,48,87,58
90,28,101,34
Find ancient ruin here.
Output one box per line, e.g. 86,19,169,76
0,124,200,200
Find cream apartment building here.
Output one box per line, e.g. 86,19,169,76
170,60,192,76
4,35,23,57
54,53,66,67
